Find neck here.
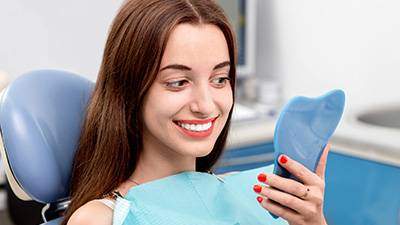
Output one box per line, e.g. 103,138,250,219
129,147,196,185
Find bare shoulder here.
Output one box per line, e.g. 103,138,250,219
67,200,113,225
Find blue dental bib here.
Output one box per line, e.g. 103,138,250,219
113,166,288,225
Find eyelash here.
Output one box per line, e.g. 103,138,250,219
166,76,231,90
166,80,189,89
211,77,231,88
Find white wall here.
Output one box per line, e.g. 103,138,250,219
2,0,400,109
0,0,124,81
267,1,400,108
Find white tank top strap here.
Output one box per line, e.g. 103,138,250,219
93,199,116,211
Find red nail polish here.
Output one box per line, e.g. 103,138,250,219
257,196,263,203
280,155,288,164
257,173,267,182
253,185,262,193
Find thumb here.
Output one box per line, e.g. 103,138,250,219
315,142,330,181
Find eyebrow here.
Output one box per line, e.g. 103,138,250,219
160,64,191,71
159,61,230,72
214,61,231,70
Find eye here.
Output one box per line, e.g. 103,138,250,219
211,77,231,88
166,80,189,89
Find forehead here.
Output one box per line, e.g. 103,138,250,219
160,23,230,67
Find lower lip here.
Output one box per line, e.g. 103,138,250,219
175,120,216,138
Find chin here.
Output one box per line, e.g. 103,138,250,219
186,143,215,158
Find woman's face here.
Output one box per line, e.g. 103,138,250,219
142,23,233,165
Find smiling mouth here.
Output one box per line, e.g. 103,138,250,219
176,121,212,132
173,117,217,138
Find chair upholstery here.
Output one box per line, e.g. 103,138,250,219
0,70,94,224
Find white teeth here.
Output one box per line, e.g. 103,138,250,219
177,121,212,132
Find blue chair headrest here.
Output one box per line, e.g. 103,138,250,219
0,70,94,204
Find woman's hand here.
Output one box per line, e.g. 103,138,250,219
254,143,330,225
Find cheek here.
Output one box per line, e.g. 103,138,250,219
144,91,188,120
216,88,234,115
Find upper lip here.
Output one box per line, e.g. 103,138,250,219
174,116,218,124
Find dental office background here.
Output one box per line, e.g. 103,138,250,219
1,0,400,223
1,1,400,107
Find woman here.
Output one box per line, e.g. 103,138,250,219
63,0,328,224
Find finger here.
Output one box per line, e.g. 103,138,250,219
258,173,309,199
277,155,317,185
257,196,300,221
255,185,310,215
315,142,330,180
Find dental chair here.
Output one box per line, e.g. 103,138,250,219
0,70,94,224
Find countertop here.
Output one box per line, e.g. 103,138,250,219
331,106,400,167
230,103,400,167
227,103,277,149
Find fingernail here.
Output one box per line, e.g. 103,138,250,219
253,185,262,193
257,196,263,203
280,155,288,164
257,173,267,182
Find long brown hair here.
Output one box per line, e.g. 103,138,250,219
62,0,236,223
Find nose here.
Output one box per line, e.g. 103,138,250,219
190,84,215,117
